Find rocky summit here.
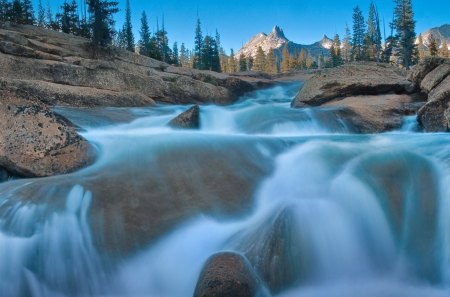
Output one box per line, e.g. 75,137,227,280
236,25,332,60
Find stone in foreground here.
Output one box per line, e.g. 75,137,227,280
0,90,94,177
193,252,263,297
168,105,200,129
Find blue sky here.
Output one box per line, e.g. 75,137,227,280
38,1,449,53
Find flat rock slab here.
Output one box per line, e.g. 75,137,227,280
292,62,415,108
324,94,425,133
0,90,94,177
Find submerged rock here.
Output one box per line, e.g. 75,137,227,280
0,90,94,177
168,105,200,129
193,252,262,297
231,207,306,294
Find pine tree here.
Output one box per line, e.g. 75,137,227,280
364,1,382,61
122,0,134,52
428,34,439,57
210,38,221,72
417,33,425,61
253,46,265,72
393,0,416,68
172,42,179,65
247,56,254,71
342,24,352,63
138,11,152,57
155,24,171,63
297,48,306,69
351,6,366,61
193,18,203,69
21,0,35,25
306,52,313,69
265,48,278,74
9,0,23,24
45,0,57,30
281,45,290,73
441,41,449,58
0,0,10,22
238,53,247,72
201,35,212,70
180,43,188,67
228,49,237,72
87,0,119,46
331,34,343,67
59,0,79,34
37,0,46,27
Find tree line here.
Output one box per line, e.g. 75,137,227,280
0,0,448,73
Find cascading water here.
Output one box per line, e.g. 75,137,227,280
1,83,450,297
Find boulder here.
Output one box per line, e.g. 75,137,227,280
409,57,447,86
0,90,94,177
193,252,262,297
413,58,450,132
231,207,305,294
168,105,200,129
420,62,450,93
324,94,426,133
292,62,415,108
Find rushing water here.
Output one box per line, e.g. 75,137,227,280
1,83,450,297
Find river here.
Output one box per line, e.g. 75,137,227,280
0,83,449,297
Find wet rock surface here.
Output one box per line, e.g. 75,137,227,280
193,252,261,297
168,105,201,129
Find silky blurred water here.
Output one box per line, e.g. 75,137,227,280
0,83,449,296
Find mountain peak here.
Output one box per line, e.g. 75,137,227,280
269,25,286,39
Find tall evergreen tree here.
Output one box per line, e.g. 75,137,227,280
37,0,46,27
428,34,439,57
155,19,171,63
351,6,366,61
122,0,134,52
393,0,416,68
342,24,352,63
193,18,203,69
417,33,425,61
265,48,278,74
138,11,151,56
281,45,290,73
331,34,343,67
210,37,221,72
21,0,35,25
253,46,265,72
9,0,23,24
180,43,188,67
297,48,306,69
306,51,313,69
172,42,179,65
228,48,237,72
364,1,382,61
59,0,79,34
0,0,10,22
441,41,449,58
238,53,247,72
87,0,119,46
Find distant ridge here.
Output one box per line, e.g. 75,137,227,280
418,24,450,48
236,26,332,59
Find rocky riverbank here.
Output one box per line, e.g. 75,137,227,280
291,58,450,133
